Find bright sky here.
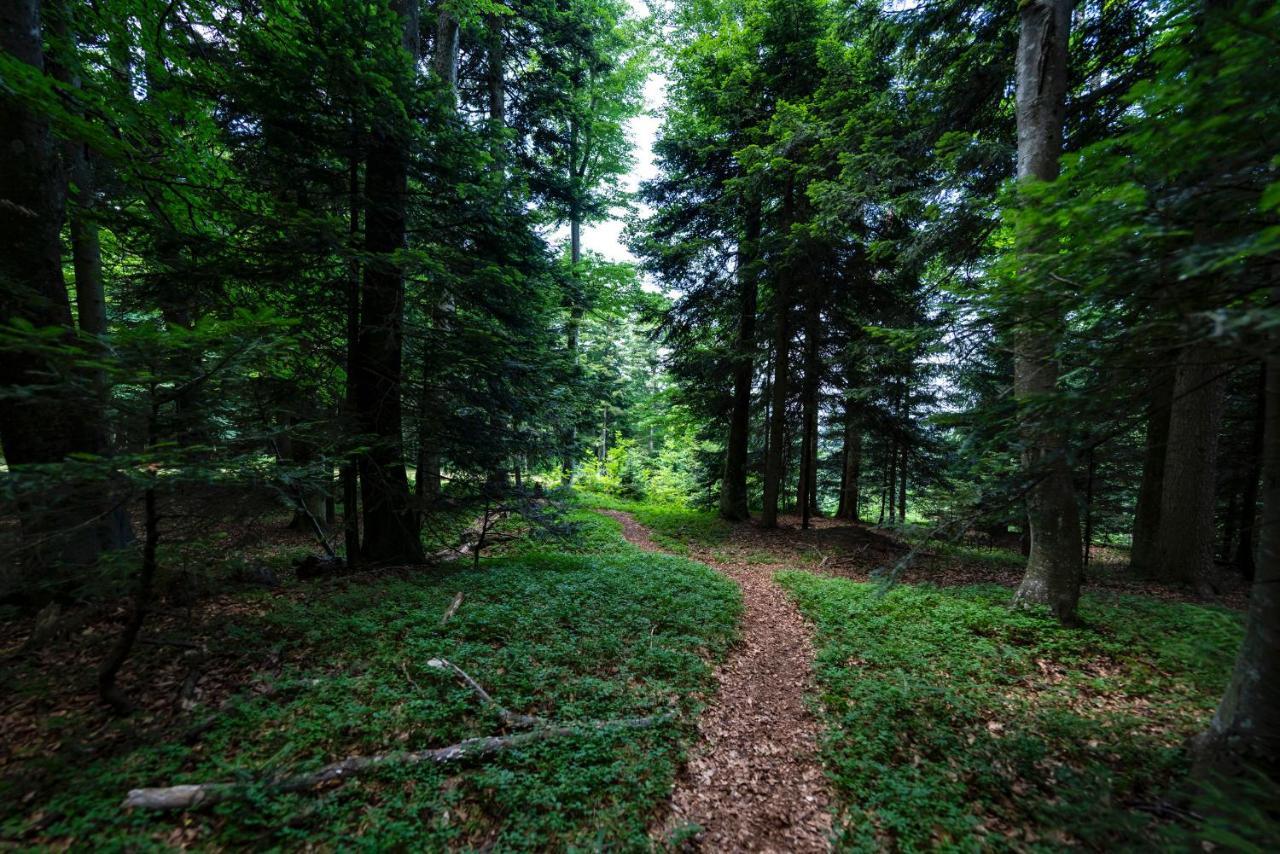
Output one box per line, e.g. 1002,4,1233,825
578,71,666,263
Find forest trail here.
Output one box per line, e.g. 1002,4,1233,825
597,510,833,852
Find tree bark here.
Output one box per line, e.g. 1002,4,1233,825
720,205,759,521
561,214,584,485
487,13,505,135
0,0,110,575
885,439,897,523
761,181,795,529
836,404,862,521
760,306,789,529
97,485,158,714
342,140,362,565
1233,364,1265,578
898,444,907,524
355,0,424,565
432,3,459,90
797,283,821,528
1009,0,1083,623
1153,341,1227,592
1131,365,1175,575
1195,335,1280,780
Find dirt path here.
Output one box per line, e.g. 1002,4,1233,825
597,510,833,852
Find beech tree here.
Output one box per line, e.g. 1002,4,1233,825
1006,0,1083,622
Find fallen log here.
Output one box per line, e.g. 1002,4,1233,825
123,714,671,811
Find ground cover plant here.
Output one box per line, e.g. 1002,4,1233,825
0,512,739,849
779,571,1256,850
579,494,736,557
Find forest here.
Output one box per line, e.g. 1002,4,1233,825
1,0,1277,849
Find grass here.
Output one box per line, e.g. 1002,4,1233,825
577,492,735,556
1,510,740,850
777,572,1250,851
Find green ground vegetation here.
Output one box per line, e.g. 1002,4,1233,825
779,572,1257,851
1,511,739,850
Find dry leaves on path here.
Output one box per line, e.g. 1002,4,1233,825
598,510,833,853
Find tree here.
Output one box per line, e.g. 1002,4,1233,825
1007,0,1083,623
0,0,114,575
354,0,425,564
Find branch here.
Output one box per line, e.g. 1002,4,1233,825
425,657,543,729
122,714,671,811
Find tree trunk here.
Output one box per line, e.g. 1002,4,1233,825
720,204,759,521
886,440,897,523
1195,336,1280,779
898,445,907,524
799,280,821,525
342,140,362,565
432,4,459,90
1082,448,1096,566
1131,365,1175,575
761,316,788,529
1234,364,1265,578
1010,0,1083,624
487,13,505,135
760,182,795,529
561,212,584,486
1153,341,1227,592
97,485,158,714
0,0,108,574
836,405,862,521
48,0,133,553
356,0,423,565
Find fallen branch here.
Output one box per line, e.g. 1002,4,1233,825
123,713,671,811
425,657,544,728
440,592,464,625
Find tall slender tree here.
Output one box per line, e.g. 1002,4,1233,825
1008,0,1083,623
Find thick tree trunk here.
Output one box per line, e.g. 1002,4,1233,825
1131,365,1175,575
1009,0,1083,623
432,4,459,90
0,0,109,574
720,206,759,521
1195,342,1280,779
1153,341,1227,592
355,0,423,565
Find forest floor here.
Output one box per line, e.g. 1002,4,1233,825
0,504,740,849
585,494,1267,850
1,492,1270,850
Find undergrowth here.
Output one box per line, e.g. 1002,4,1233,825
777,572,1252,851
0,511,739,850
577,493,734,556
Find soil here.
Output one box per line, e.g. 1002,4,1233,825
598,510,834,853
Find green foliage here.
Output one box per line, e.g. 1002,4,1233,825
778,572,1247,851
577,492,733,556
1,512,739,849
